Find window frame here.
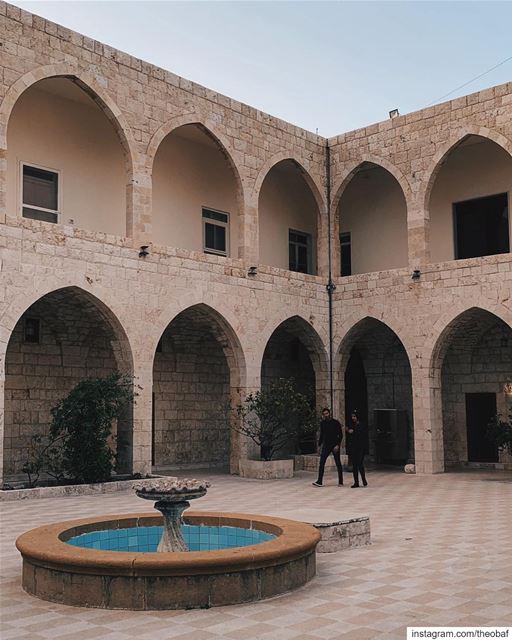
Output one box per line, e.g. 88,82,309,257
19,161,61,223
288,228,313,274
452,191,510,260
202,207,230,257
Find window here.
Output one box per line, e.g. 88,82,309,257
340,232,352,276
454,193,509,260
24,318,40,344
289,230,312,274
21,163,59,223
202,208,229,256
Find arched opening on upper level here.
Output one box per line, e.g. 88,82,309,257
428,135,512,264
258,160,320,275
335,162,408,276
6,77,128,236
152,123,242,258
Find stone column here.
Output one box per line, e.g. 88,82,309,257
317,206,330,279
239,197,259,266
130,358,154,476
411,364,445,474
0,340,6,484
127,163,152,247
407,197,430,270
230,362,261,473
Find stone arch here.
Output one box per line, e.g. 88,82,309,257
331,155,411,216
1,285,134,480
260,314,329,456
422,126,512,212
336,315,414,464
147,114,246,257
0,63,137,176
151,302,247,471
427,305,512,466
256,156,324,274
1,64,140,236
332,157,410,276
252,152,325,213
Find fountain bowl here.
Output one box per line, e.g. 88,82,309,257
16,511,320,610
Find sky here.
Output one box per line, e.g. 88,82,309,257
10,1,512,137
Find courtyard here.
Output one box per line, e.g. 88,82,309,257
1,468,511,639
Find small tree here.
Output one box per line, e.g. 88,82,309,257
235,378,317,461
487,410,512,456
49,373,134,483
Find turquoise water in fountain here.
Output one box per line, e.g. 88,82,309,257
66,525,275,552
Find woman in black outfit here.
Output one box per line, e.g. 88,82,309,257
346,411,368,488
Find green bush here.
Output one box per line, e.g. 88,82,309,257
487,410,512,456
235,378,317,461
48,373,134,484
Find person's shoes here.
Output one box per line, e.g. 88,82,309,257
351,483,359,488
338,482,344,486
362,480,368,487
312,481,323,487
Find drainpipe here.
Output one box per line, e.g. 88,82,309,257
325,140,336,414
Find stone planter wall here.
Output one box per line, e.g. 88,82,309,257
239,458,294,480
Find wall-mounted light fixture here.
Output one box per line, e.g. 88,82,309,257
247,266,257,276
504,382,512,397
389,108,400,119
139,245,149,258
411,269,421,281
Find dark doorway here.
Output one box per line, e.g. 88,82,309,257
465,393,498,462
345,349,368,426
454,193,509,259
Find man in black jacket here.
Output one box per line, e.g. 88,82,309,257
312,408,344,487
346,410,368,488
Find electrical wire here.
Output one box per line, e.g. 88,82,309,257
426,53,512,107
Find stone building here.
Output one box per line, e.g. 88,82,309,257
0,1,511,483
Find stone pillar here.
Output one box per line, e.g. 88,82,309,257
0,340,6,484
131,358,154,476
407,199,430,270
411,364,445,474
127,163,152,247
239,198,259,265
230,363,261,472
317,206,330,279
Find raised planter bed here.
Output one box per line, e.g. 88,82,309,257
239,458,294,479
0,476,164,502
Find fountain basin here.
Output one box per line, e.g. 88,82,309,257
16,511,320,610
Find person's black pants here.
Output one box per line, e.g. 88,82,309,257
351,451,367,486
316,443,343,484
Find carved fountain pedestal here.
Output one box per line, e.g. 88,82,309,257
134,479,210,552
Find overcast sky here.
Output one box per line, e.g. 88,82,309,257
10,1,512,137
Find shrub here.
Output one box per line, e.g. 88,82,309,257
48,373,134,484
235,378,317,461
487,410,512,456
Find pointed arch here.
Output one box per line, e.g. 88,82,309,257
0,63,137,176
422,127,512,211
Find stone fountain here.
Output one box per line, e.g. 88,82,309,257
133,478,210,552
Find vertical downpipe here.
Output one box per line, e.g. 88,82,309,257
325,141,336,414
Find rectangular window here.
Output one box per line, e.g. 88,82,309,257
21,163,59,223
454,193,509,260
24,318,40,344
202,208,229,256
289,230,312,274
340,232,352,276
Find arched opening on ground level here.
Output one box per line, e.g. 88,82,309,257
3,287,133,479
258,160,320,275
431,308,512,466
337,318,414,465
260,316,328,456
152,124,242,257
151,304,244,471
428,135,512,263
335,162,408,276
6,77,128,235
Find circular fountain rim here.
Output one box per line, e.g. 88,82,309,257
16,511,320,577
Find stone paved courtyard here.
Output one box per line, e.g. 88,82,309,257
1,469,511,640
